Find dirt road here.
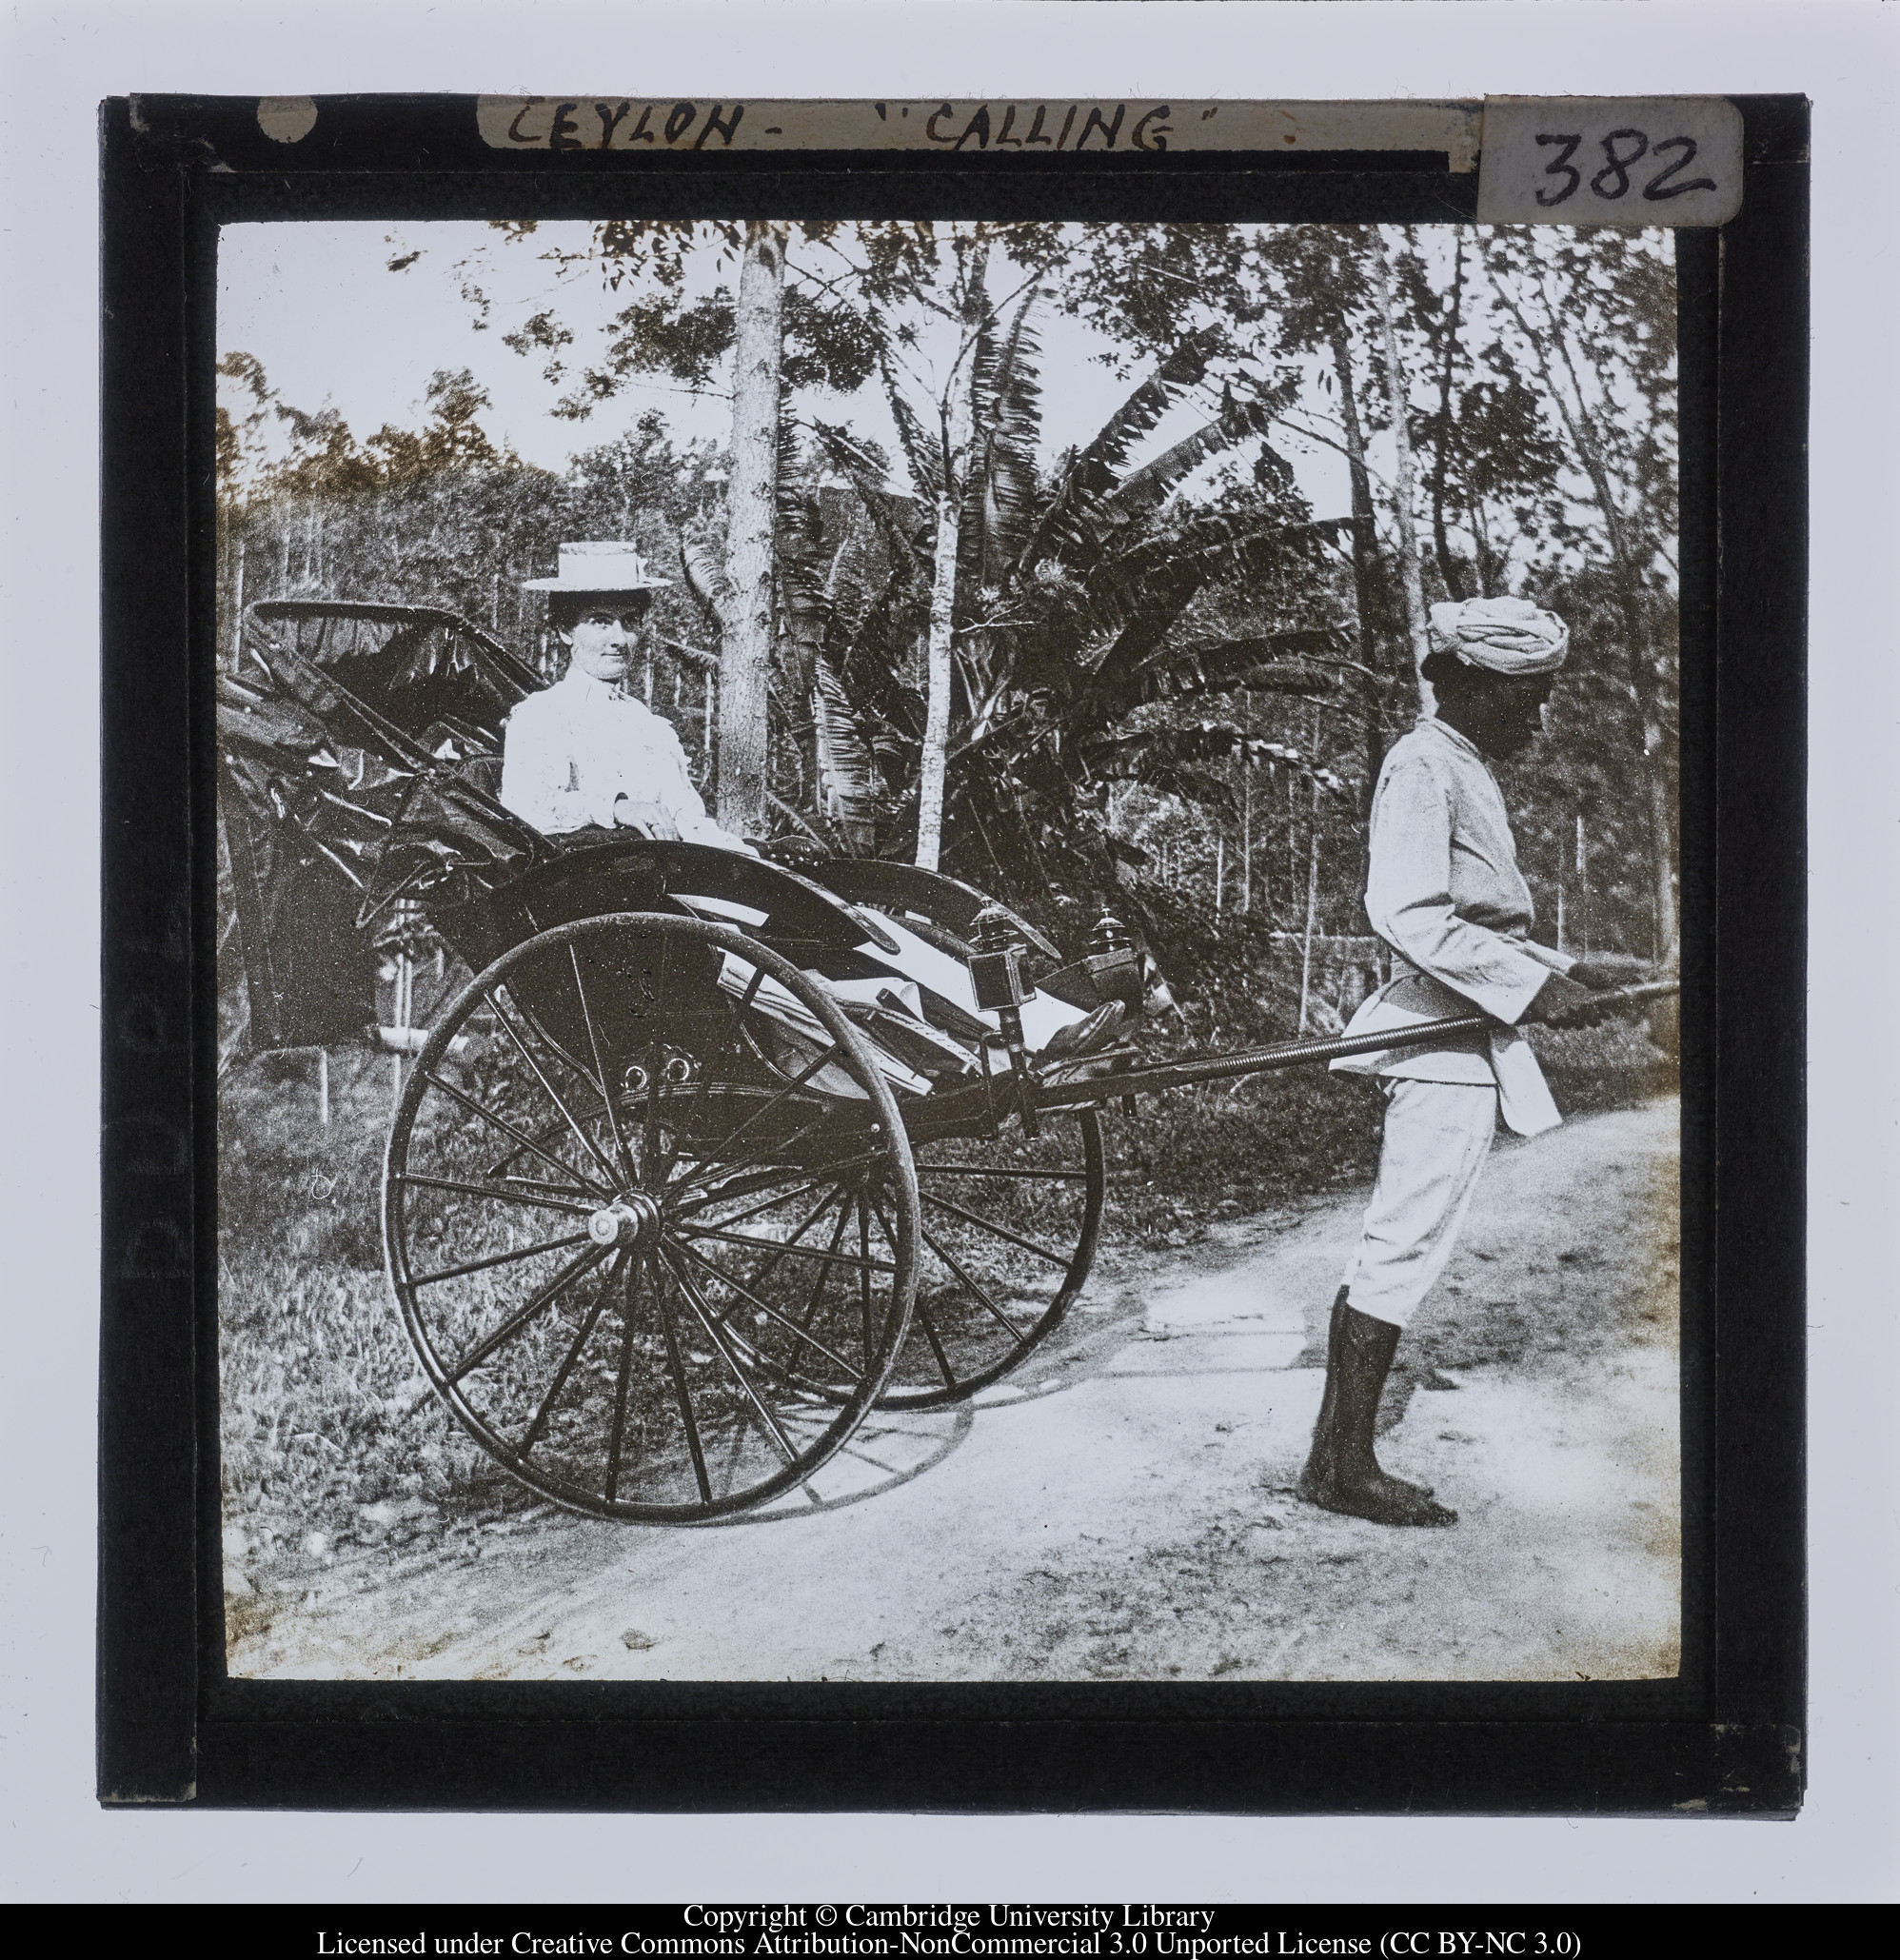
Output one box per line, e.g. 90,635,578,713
228,1098,1680,1684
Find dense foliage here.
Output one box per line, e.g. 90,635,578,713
217,220,1679,1033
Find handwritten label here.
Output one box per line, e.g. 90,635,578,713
1477,97,1744,227
475,98,1485,169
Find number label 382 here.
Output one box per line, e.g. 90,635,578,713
1476,97,1744,228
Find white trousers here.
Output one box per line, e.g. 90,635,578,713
1341,1079,1498,1329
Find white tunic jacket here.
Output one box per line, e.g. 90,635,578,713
1330,716,1571,1137
499,666,748,851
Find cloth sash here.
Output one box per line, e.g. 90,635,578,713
1329,954,1562,1138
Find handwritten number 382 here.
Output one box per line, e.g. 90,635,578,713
1534,130,1718,207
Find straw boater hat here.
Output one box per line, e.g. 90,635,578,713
522,541,671,593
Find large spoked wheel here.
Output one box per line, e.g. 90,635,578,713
874,1109,1105,1409
785,869,1108,1407
767,1106,1106,1412
384,912,920,1524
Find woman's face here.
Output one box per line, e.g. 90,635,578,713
560,596,650,681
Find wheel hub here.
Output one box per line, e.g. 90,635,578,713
586,1191,663,1249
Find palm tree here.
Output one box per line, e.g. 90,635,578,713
780,300,1359,936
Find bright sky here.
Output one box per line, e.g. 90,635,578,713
217,220,1356,517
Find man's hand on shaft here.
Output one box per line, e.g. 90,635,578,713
1566,952,1650,993
1521,971,1610,1026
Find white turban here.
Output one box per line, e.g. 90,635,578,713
1427,597,1569,675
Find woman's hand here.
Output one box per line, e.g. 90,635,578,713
613,797,683,841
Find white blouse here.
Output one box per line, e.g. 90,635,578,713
499,666,750,852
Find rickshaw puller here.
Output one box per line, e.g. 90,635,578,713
1299,596,1646,1529
501,541,754,854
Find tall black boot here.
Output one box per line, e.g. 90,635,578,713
1302,1290,1420,1492
1297,1287,1352,1494
1298,1298,1456,1527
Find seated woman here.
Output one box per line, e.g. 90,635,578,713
500,541,754,854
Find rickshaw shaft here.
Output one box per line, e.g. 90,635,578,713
1033,980,1682,1112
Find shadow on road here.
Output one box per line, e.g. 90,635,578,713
712,1402,980,1525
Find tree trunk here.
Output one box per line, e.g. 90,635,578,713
1638,760,1676,962
1365,229,1431,687
915,241,987,872
1297,778,1321,1034
228,524,246,668
1576,812,1590,959
1428,233,1474,603
716,220,787,838
1329,321,1393,821
1470,497,1499,597
1330,322,1381,674
1240,758,1252,915
916,485,961,872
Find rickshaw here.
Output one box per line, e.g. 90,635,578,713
219,598,1674,1526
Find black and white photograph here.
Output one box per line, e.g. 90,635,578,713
211,207,1685,1687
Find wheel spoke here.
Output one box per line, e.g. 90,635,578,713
569,943,636,1187
521,1251,625,1452
915,1161,1091,1183
857,1195,876,1364
784,1193,852,1365
492,1172,598,1201
445,1242,607,1384
410,1228,595,1290
664,1246,808,1475
919,1189,1073,1269
651,1250,712,1504
857,1182,957,1392
394,1171,594,1218
717,1183,848,1298
671,1224,897,1275
603,1248,643,1502
423,1068,612,1199
912,1299,961,1393
671,1237,862,1381
653,1078,707,1187
488,989,622,1190
920,1222,1031,1343
677,1169,846,1237
673,1149,884,1222
477,1137,596,1193
641,937,669,1181
670,1108,855,1202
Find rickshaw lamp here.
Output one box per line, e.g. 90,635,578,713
968,902,1031,1013
1087,909,1136,964
1087,912,1143,1007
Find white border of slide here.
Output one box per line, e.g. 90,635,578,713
3,0,1891,1906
